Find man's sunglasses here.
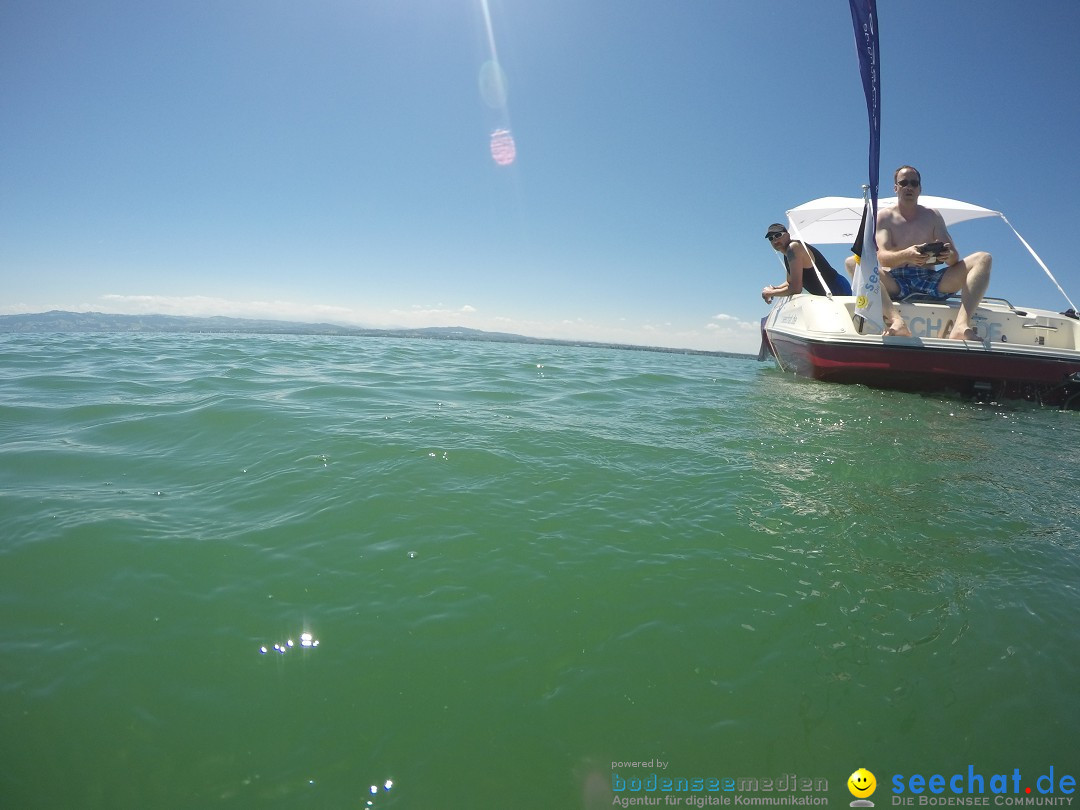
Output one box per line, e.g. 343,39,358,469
896,179,921,188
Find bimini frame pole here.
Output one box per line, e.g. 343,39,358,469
999,215,1078,313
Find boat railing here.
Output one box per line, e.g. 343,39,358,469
979,296,1022,313
898,293,1022,313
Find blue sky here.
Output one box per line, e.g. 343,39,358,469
3,1,1079,353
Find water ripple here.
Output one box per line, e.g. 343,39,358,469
1,332,1078,806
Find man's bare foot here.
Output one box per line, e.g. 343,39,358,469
882,318,912,337
946,325,977,340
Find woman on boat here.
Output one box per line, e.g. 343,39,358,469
761,223,853,303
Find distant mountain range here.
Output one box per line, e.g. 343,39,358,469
0,311,753,359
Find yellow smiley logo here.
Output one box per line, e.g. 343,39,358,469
848,768,877,798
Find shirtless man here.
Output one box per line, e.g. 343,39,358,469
875,165,992,339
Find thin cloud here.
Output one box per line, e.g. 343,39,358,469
7,294,763,353
99,295,353,322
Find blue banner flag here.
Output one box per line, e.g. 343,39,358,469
849,0,880,199
848,0,883,331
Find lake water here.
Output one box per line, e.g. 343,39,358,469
1,332,1077,809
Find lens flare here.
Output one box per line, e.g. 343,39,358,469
490,128,516,166
478,60,508,109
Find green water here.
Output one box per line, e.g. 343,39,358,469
1,333,1077,809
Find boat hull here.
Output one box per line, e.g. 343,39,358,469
763,295,1080,408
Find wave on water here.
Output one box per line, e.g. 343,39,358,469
1,332,1077,808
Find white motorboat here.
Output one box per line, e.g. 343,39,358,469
760,195,1080,409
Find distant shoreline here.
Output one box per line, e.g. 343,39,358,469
0,311,754,360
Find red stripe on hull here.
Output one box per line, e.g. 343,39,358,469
768,332,1080,406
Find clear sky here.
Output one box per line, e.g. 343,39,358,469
3,1,1079,353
